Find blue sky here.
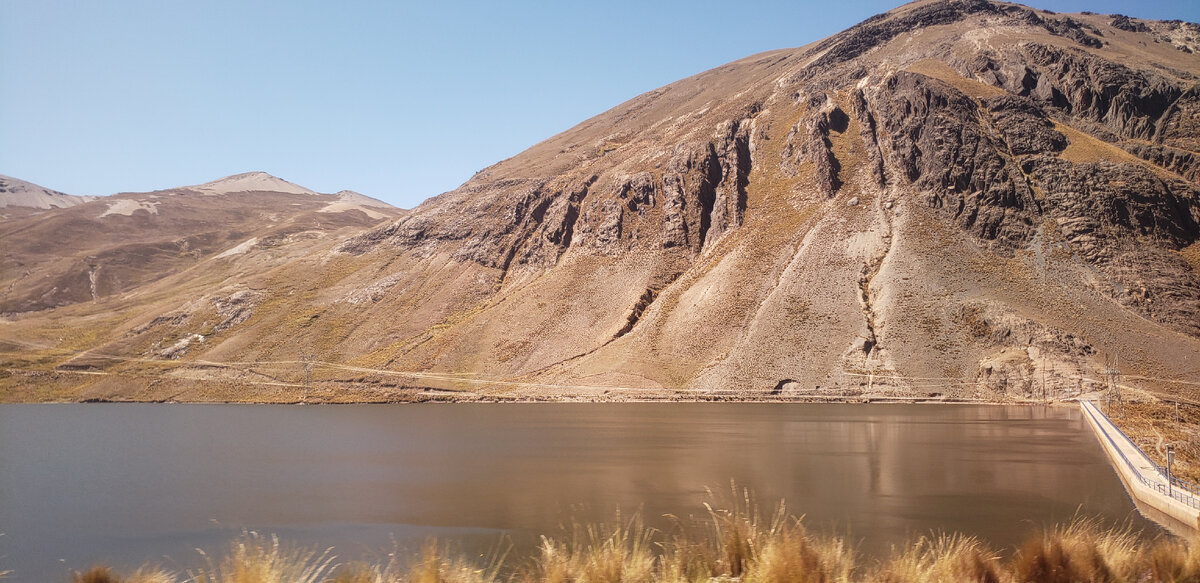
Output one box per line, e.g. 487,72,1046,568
2,0,1198,208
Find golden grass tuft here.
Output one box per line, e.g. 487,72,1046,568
326,537,508,583
1011,521,1117,582
1138,536,1200,582
532,514,656,583
873,534,1000,583
127,567,178,583
1181,241,1200,275
660,485,856,583
73,566,121,583
190,532,336,583
407,541,505,583
71,565,176,583
1007,518,1176,583
904,60,1007,99
748,524,853,583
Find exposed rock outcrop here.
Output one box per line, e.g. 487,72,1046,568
1111,14,1149,34
782,105,846,197
346,118,752,263
1122,143,1200,182
1023,156,1200,334
872,72,1038,251
977,44,1183,143
211,290,262,332
984,96,1068,155
802,0,1004,72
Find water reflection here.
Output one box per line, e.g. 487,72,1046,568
0,403,1154,581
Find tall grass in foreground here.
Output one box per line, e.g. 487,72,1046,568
67,495,1200,583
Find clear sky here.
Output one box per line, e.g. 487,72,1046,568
2,0,1198,208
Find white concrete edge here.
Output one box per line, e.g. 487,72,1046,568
1080,400,1200,532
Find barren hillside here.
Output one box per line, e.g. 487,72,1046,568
3,0,1199,403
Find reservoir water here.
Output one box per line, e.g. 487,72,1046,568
0,403,1156,581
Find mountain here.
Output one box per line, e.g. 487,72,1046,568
2,0,1199,403
188,171,319,195
0,172,401,315
0,175,95,215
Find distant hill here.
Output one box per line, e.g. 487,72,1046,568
0,172,401,314
0,175,95,212
187,171,319,196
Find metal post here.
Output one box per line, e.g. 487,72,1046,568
300,350,315,402
1103,355,1110,415
1104,353,1121,418
1108,352,1118,417
1168,444,1175,498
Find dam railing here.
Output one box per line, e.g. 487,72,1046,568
1083,401,1200,510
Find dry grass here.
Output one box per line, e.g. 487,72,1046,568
745,101,807,211
904,60,1007,99
685,485,856,582
873,533,1000,583
1054,123,1156,170
826,94,868,193
331,540,505,583
1112,401,1200,484
532,515,656,583
1009,519,1131,583
1181,242,1200,275
71,565,176,583
62,502,1200,583
190,532,337,583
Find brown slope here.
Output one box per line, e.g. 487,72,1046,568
0,175,96,220
0,173,402,314
3,0,1200,403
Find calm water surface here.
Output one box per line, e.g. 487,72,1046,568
0,403,1156,581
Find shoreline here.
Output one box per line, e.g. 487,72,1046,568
2,393,1083,405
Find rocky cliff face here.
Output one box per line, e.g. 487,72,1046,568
4,0,1200,403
